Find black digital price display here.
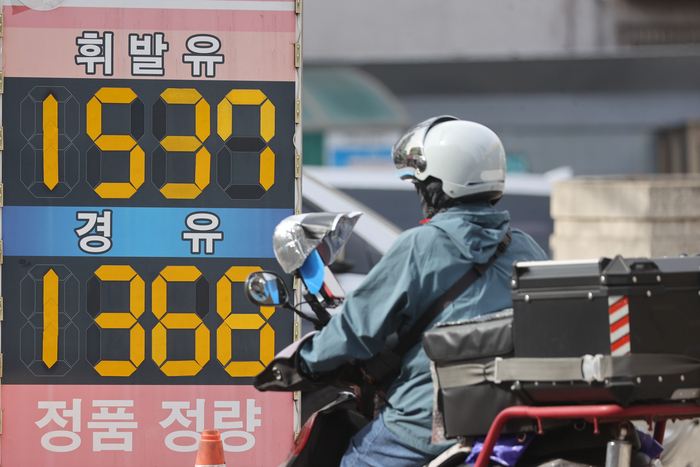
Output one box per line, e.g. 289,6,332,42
2,77,296,385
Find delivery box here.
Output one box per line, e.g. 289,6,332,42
424,255,700,439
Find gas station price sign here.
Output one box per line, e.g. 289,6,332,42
1,2,298,466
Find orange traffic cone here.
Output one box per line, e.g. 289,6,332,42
195,429,226,467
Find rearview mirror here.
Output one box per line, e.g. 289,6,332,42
244,271,290,307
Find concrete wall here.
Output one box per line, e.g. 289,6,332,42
550,175,700,259
304,0,610,63
302,0,700,179
303,0,700,64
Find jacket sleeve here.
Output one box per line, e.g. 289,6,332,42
299,227,463,373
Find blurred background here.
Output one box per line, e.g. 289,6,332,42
297,4,700,459
299,0,700,260
296,3,700,461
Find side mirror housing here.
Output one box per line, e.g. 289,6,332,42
244,271,290,307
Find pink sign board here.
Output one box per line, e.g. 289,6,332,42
3,385,293,466
1,1,299,465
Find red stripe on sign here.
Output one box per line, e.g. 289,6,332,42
4,6,296,33
609,296,629,314
610,315,630,333
611,334,631,353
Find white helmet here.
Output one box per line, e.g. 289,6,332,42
392,116,506,200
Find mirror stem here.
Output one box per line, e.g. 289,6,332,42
283,303,323,329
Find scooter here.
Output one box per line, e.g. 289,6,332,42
244,212,700,467
245,211,377,467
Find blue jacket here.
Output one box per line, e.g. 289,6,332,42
299,203,548,454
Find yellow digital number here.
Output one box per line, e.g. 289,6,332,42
86,88,145,198
217,90,275,195
43,94,59,190
156,89,211,199
91,266,146,377
43,269,59,368
216,266,275,377
152,266,210,376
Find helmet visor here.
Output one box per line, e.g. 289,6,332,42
392,115,457,180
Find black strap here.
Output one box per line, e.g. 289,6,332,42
392,229,512,357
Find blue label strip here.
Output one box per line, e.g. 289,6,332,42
3,206,293,258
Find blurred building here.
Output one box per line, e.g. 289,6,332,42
302,67,408,166
303,0,700,176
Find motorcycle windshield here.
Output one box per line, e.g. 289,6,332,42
272,212,362,274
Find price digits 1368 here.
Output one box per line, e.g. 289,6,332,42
34,264,274,378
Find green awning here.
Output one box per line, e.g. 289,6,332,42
303,67,409,132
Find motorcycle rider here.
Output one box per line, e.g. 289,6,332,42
299,116,549,467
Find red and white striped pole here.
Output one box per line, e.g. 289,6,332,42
608,295,631,356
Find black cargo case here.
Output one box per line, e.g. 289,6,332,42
511,255,700,406
423,255,700,439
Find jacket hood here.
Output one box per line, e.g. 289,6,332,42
426,203,510,264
